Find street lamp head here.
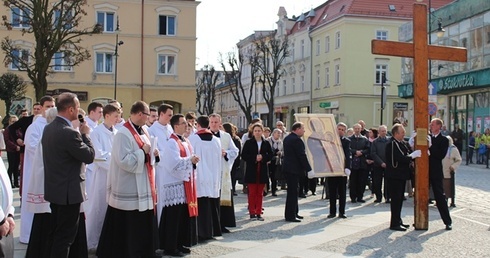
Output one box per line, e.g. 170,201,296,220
118,40,124,46
436,19,445,38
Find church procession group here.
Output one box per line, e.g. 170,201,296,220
0,93,460,257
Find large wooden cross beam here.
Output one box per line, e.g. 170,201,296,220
371,3,467,230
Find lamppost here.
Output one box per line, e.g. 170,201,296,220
380,74,387,125
114,18,124,100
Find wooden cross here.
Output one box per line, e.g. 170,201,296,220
371,3,467,230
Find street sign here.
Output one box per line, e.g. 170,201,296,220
428,102,437,116
319,101,339,109
428,82,437,95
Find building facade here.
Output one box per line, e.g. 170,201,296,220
398,0,490,136
1,0,199,117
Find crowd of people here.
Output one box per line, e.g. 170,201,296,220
0,95,484,257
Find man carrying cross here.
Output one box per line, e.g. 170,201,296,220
372,3,466,229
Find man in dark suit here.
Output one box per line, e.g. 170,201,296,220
349,123,370,203
43,92,95,257
283,122,312,222
326,122,351,219
429,118,453,230
385,124,421,231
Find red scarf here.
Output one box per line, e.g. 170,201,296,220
123,121,157,209
169,134,198,217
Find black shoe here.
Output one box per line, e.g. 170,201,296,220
285,218,301,222
164,250,185,257
450,203,456,207
299,194,307,198
233,192,238,196
401,223,410,228
445,224,452,230
178,246,191,254
385,200,391,203
256,215,264,221
351,200,357,203
374,199,382,203
338,214,347,219
327,214,336,218
221,227,231,233
311,192,316,196
390,226,407,231
296,215,304,219
272,193,277,196
250,214,256,220
357,199,366,203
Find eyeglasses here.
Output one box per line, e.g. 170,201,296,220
142,112,150,116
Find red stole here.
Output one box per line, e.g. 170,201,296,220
169,134,198,217
123,121,157,209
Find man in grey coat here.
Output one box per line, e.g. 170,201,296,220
370,125,390,203
43,92,95,257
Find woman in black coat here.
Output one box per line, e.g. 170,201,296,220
241,123,273,221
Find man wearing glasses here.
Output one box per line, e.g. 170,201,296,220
97,101,159,257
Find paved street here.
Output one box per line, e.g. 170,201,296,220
10,158,490,257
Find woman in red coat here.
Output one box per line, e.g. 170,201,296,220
241,123,273,221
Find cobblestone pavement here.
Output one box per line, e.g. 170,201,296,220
11,159,490,257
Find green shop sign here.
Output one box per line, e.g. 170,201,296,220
398,68,490,98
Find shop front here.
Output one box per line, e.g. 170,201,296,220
398,68,490,134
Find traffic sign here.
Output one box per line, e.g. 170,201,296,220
428,82,437,95
428,102,437,116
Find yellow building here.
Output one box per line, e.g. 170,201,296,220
309,0,451,129
0,0,199,117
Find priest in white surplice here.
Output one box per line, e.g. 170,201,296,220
188,115,223,240
96,101,159,258
85,104,120,250
159,114,199,256
148,103,174,223
84,102,103,205
209,114,239,232
19,96,55,244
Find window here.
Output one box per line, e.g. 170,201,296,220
97,12,115,32
275,81,279,97
54,9,74,30
291,78,295,93
325,36,330,53
316,40,320,56
335,31,341,49
53,52,72,71
376,30,388,40
159,15,176,36
301,76,305,91
11,7,29,28
300,40,305,58
315,71,320,89
375,64,388,84
95,52,113,73
325,66,330,87
291,43,295,61
158,54,175,74
9,49,29,70
282,80,286,96
334,64,340,85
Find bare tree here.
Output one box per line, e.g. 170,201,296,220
255,32,289,128
196,65,218,115
0,72,27,121
220,50,259,126
1,0,101,101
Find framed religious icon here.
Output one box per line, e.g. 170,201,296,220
294,113,345,177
